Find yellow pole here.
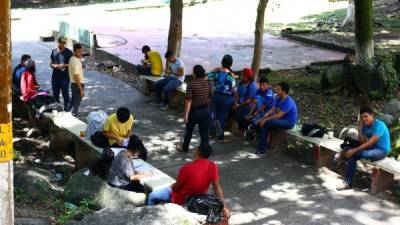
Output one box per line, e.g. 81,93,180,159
0,0,15,224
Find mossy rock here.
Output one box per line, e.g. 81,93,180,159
320,64,344,88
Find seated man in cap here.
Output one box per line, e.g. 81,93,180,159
233,68,258,135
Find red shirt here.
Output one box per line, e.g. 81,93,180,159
171,159,219,205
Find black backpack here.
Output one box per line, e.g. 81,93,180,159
340,137,360,150
91,131,109,148
301,123,326,138
185,194,223,223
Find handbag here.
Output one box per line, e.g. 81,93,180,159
301,123,326,138
185,194,224,224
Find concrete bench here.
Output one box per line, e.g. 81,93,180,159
44,111,175,191
140,75,187,105
287,126,400,193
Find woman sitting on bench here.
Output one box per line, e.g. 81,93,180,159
20,60,52,106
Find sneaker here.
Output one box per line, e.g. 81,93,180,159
255,150,266,155
336,183,352,191
175,143,188,153
160,105,169,110
150,101,162,106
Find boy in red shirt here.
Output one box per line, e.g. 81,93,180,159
148,144,230,219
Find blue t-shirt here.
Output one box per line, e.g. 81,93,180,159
362,119,391,154
255,88,274,111
237,81,257,104
274,96,298,124
12,64,26,90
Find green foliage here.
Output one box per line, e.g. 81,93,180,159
370,54,399,96
13,149,21,161
14,187,29,203
56,198,95,224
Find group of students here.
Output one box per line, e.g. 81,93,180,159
12,37,85,116
136,46,299,154
136,46,393,192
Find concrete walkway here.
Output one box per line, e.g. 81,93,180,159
12,41,400,225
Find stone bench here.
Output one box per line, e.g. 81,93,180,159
44,111,175,192
287,126,400,193
140,75,187,105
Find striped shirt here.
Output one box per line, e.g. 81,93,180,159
186,79,211,108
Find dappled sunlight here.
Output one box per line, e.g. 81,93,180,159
230,207,278,225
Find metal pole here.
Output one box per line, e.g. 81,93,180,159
0,0,15,224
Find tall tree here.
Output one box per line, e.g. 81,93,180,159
0,0,15,224
167,0,183,56
341,0,355,27
354,0,374,64
252,0,269,80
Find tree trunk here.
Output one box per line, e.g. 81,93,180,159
167,0,183,56
354,0,374,64
0,0,15,224
251,0,269,80
341,0,355,27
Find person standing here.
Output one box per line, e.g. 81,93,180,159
50,37,73,110
67,43,85,116
208,55,236,142
151,50,185,110
176,65,211,152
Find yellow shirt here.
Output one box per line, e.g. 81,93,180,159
103,113,134,146
68,56,84,83
145,51,163,76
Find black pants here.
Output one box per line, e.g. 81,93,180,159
67,83,84,116
182,106,211,152
110,181,145,193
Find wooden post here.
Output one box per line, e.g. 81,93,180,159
251,0,269,80
0,0,15,224
167,0,183,56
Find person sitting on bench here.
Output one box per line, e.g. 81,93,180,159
103,107,134,147
256,82,298,154
233,68,257,135
336,106,390,191
151,50,185,110
147,144,230,220
135,45,163,76
245,77,275,140
20,60,45,102
107,136,153,193
12,54,31,94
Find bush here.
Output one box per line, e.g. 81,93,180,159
371,54,399,96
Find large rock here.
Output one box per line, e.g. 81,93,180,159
383,99,400,117
66,204,201,225
320,64,344,88
64,170,146,209
339,127,359,141
14,166,60,202
377,113,395,127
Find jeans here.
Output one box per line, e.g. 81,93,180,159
257,119,295,152
148,187,172,206
52,78,70,110
344,148,386,186
135,65,151,75
67,83,84,116
182,106,210,152
234,105,251,131
154,77,182,106
212,94,234,140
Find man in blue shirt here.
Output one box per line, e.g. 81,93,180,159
337,106,390,191
256,82,298,154
245,77,274,139
50,37,73,110
233,68,258,134
12,54,31,94
151,50,185,110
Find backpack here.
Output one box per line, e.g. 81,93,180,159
185,194,224,224
301,123,326,138
214,71,234,96
340,137,360,150
86,110,108,140
91,131,109,148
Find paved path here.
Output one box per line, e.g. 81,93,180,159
12,41,400,225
